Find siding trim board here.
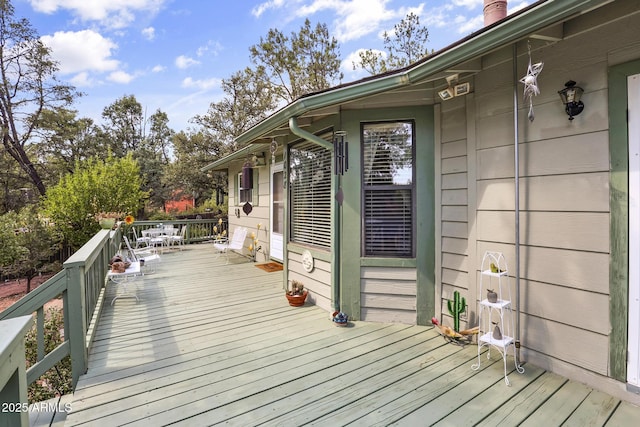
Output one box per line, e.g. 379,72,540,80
608,59,640,381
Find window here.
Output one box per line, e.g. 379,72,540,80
362,121,414,257
289,135,332,249
236,169,258,205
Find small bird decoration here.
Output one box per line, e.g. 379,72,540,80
431,317,478,345
490,262,505,274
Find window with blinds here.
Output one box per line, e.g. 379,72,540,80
362,121,414,257
289,137,332,249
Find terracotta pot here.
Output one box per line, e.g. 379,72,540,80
286,291,307,307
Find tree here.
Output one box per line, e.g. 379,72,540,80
146,109,173,164
165,130,223,206
0,206,62,293
354,12,430,75
43,154,145,249
101,94,144,155
0,0,81,197
250,19,342,103
34,108,110,178
192,67,276,153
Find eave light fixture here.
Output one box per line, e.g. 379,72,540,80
558,80,584,120
438,74,471,101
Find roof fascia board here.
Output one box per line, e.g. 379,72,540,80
200,143,269,172
235,0,610,146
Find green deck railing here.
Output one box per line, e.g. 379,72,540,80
0,218,227,419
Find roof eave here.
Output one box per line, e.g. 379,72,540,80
200,143,270,173
235,0,610,146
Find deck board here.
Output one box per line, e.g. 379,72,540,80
62,244,640,426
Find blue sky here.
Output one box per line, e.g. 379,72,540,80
14,0,531,132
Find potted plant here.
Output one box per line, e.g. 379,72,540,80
286,280,307,307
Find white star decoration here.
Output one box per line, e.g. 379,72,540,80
519,59,544,122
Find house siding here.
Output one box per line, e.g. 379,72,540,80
434,2,640,389
227,160,272,263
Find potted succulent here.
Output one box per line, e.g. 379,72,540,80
285,280,308,307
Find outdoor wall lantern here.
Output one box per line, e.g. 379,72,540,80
558,80,584,120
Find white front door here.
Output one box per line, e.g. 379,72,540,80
270,163,284,262
628,72,640,387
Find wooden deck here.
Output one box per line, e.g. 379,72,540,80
62,244,640,426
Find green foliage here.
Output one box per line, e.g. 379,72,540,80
25,307,72,403
147,211,175,221
354,12,431,75
0,1,81,197
43,154,146,249
250,19,342,103
447,291,466,332
0,207,62,292
0,213,28,267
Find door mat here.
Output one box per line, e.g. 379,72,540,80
255,262,284,272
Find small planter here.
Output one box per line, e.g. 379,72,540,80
286,291,307,307
99,218,116,229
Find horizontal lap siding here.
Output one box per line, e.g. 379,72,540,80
288,251,332,313
360,267,417,324
228,162,271,263
439,96,471,329
470,13,628,377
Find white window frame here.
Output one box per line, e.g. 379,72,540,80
236,169,258,206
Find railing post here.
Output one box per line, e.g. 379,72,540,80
0,316,34,427
66,265,88,388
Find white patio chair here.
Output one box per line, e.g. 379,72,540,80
213,227,247,264
122,236,161,273
170,226,186,250
131,226,150,248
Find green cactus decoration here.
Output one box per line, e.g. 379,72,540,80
447,291,466,332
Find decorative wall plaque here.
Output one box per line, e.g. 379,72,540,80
301,250,314,273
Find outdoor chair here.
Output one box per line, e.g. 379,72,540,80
123,236,161,273
131,226,150,248
170,226,186,250
213,227,247,264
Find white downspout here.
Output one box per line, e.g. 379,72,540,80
512,44,522,364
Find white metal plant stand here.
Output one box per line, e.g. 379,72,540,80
472,251,524,385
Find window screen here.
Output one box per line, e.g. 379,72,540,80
289,136,332,249
362,121,414,257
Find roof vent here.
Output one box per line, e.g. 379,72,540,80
484,0,507,26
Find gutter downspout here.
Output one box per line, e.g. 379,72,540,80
512,44,522,364
289,117,340,313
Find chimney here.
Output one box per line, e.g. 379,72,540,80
484,0,507,26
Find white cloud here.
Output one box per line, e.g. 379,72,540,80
142,26,155,40
29,0,166,29
181,77,221,90
175,55,200,69
196,40,223,58
251,0,285,18
152,65,166,73
68,71,95,87
108,70,135,84
41,30,120,74
455,13,483,35
450,0,483,10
